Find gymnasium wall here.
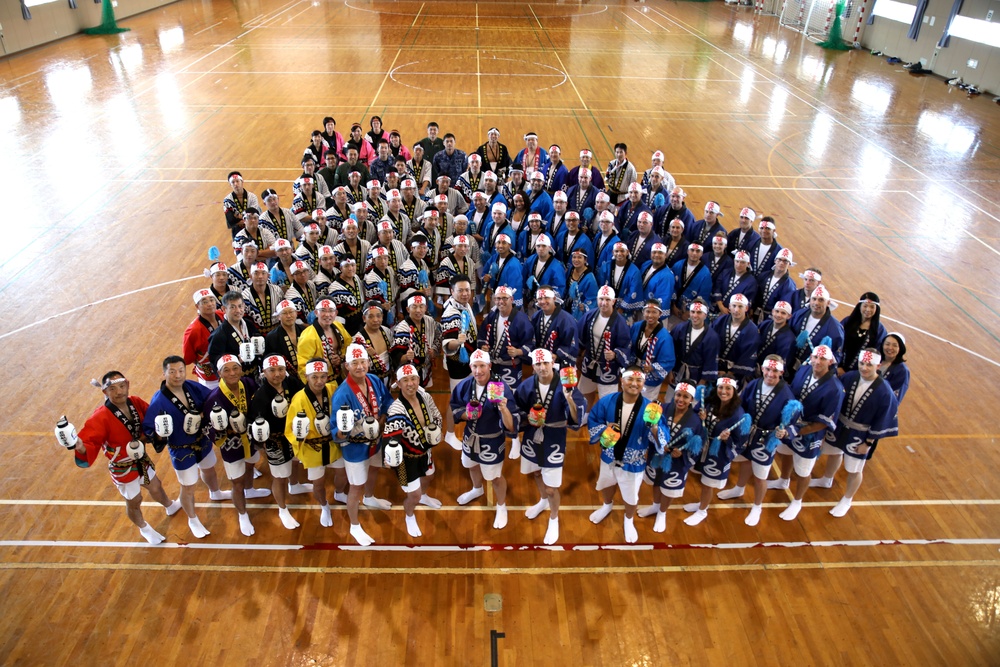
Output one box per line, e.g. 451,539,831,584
0,0,179,57
860,0,1000,92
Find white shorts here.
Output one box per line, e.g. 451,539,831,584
734,454,771,480
198,379,220,390
820,443,842,457
698,473,726,490
269,460,293,479
596,461,642,506
223,451,261,481
843,456,867,474
174,448,218,486
401,478,422,494
520,457,563,488
641,384,662,401
579,376,617,398
792,453,817,477
344,458,370,486
114,467,156,501
307,461,339,481
462,452,503,481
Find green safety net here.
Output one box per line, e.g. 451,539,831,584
818,0,851,50
83,0,130,34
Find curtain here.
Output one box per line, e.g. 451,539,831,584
21,0,31,20
866,0,878,25
907,0,929,39
937,0,963,47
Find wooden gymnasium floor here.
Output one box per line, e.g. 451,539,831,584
2,0,999,665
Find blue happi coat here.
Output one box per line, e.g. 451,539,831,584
478,307,534,388
739,378,799,467
670,321,720,384
143,380,214,470
637,260,677,312
579,308,631,384
598,260,643,316
529,307,580,368
588,392,655,473
627,321,676,388
451,376,519,465
826,371,899,459
789,366,845,459
330,373,392,463
564,271,599,321
711,315,760,382
672,259,713,309
515,376,587,468
482,252,524,308
790,307,845,366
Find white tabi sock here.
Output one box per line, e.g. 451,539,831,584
164,499,182,516
745,504,763,526
405,514,422,538
525,499,549,520
278,507,300,530
543,517,559,545
767,478,790,490
779,499,803,521
682,502,701,513
653,510,667,533
493,504,508,529
363,495,392,510
589,503,614,524
349,523,374,546
418,494,443,509
457,486,485,505
320,504,333,527
717,485,745,500
139,523,165,545
188,517,210,539
238,512,255,536
637,504,659,518
287,483,314,495
830,497,853,517
508,438,521,460
683,509,709,526
244,488,271,499
623,516,639,543
209,489,232,501
333,491,348,504
809,476,834,489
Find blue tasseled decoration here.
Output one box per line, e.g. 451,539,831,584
695,384,706,409
796,328,811,349
685,434,704,456
208,246,220,261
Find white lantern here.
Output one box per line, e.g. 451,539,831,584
336,404,355,433
126,440,145,461
250,417,270,443
230,411,247,434
271,394,288,418
251,336,266,356
314,412,332,437
383,439,403,467
54,416,78,450
209,406,228,431
360,416,380,441
154,413,174,438
239,342,255,363
424,422,443,446
182,412,201,435
291,411,310,440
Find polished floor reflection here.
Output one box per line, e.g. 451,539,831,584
1,1,999,665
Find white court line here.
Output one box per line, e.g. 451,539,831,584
192,20,225,36
0,537,997,553
3,499,999,510
623,12,652,34
343,0,608,17
0,275,201,341
831,299,1000,369
645,4,1000,232
632,5,671,32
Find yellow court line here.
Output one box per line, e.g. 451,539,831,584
1,560,997,576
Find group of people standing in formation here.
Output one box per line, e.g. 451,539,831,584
56,117,911,547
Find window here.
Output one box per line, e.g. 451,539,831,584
948,15,1000,48
872,0,916,23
